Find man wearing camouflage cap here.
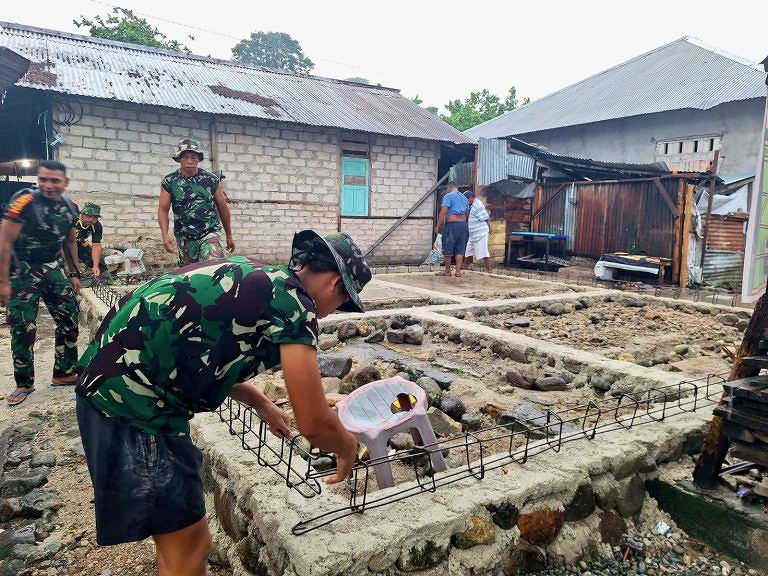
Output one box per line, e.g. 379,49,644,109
74,202,110,280
158,138,234,267
76,229,370,573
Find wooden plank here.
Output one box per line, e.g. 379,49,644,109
713,405,768,435
724,375,768,402
652,177,680,217
722,421,757,443
731,441,768,467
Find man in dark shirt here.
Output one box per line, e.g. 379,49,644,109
74,202,110,280
158,138,234,266
0,160,81,405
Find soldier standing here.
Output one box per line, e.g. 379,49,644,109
75,202,110,281
158,138,235,266
0,160,81,406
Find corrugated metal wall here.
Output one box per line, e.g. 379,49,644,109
477,138,535,185
535,178,683,260
702,215,746,288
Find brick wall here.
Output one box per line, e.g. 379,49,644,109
55,97,438,267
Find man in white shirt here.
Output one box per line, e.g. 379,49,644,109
462,189,492,273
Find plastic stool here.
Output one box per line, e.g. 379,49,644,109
336,376,446,489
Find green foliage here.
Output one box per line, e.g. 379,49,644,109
345,77,370,84
411,95,439,116
441,87,527,131
232,31,314,74
73,7,191,52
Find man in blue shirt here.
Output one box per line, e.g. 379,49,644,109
434,181,468,277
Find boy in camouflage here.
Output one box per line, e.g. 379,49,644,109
158,138,235,266
0,160,81,406
74,201,110,280
76,229,371,575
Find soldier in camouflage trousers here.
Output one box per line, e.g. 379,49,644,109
0,160,81,406
76,230,370,573
158,138,235,266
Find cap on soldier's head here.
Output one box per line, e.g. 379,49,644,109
80,202,101,217
172,138,204,162
291,230,372,313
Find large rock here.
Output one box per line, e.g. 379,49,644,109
616,475,646,517
673,344,690,356
717,313,739,327
451,516,495,549
421,370,455,390
599,510,627,546
318,334,339,351
29,451,56,469
505,541,547,575
737,319,750,332
497,402,578,439
590,373,615,392
427,408,463,437
317,355,353,379
390,315,409,330
386,329,405,344
340,365,382,394
564,484,596,522
461,413,481,432
487,501,519,530
19,489,62,518
337,322,359,341
438,395,466,422
505,368,534,390
404,325,425,345
388,433,415,451
364,330,384,344
623,298,647,308
504,317,531,328
396,540,449,572
535,376,567,392
415,377,442,406
544,303,565,316
517,508,564,546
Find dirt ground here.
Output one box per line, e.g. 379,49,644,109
460,298,743,376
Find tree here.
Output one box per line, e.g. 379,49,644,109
232,32,314,74
411,95,439,117
440,87,528,131
345,77,370,84
73,7,191,52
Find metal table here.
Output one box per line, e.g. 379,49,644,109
505,232,569,268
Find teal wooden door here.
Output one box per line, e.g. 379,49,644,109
340,157,369,216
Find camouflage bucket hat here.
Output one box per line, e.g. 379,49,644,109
80,202,101,217
291,230,372,313
172,138,204,162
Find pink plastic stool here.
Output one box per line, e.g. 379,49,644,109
336,376,447,489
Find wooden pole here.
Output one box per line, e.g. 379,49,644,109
693,290,768,487
678,183,694,288
699,150,720,270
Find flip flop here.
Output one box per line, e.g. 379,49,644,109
51,375,77,387
7,387,35,406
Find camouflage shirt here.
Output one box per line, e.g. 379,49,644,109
161,168,222,241
4,188,77,265
74,217,103,246
76,258,319,436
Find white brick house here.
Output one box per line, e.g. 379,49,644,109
0,22,474,267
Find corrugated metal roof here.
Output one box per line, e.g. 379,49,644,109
0,22,474,145
466,37,767,139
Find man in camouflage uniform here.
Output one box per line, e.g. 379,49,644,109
158,138,234,267
76,230,370,573
0,160,81,406
74,202,110,280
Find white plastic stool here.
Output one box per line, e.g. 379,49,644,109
336,376,446,489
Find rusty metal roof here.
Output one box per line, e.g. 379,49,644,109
0,21,474,145
467,37,767,139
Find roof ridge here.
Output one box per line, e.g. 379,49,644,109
0,20,402,93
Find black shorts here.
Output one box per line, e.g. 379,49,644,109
76,396,206,545
442,220,469,257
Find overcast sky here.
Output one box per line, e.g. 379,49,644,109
2,0,766,113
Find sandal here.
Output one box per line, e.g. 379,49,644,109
435,271,452,277
51,375,77,387
7,387,35,406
